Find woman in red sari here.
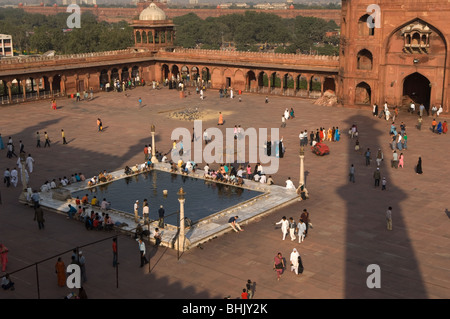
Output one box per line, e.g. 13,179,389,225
55,257,66,287
273,252,285,281
443,120,448,134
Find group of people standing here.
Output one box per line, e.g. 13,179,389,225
272,209,310,281
299,126,341,148
281,108,295,128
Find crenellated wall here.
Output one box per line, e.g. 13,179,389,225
19,5,341,24
0,48,339,103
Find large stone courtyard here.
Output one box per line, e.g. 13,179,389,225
0,85,449,299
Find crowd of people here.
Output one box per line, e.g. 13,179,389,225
69,194,114,231
40,172,86,192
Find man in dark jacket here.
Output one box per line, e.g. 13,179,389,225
34,204,45,230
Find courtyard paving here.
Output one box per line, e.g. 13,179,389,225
0,85,449,299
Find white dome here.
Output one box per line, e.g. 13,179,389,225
139,3,167,21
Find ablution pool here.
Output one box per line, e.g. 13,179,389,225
71,169,262,226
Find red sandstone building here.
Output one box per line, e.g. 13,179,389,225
338,0,450,112
0,0,448,114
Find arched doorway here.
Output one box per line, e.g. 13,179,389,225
201,67,210,84
191,66,199,83
355,82,371,105
132,66,140,79
257,71,268,93
403,72,431,109
246,71,256,92
323,77,336,93
171,65,180,81
161,64,169,82
100,70,109,89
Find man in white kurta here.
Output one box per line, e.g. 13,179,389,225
290,248,300,275
297,219,306,243
275,216,289,240
10,168,18,187
285,178,296,190
26,154,34,173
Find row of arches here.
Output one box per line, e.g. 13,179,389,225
134,29,174,46
159,63,337,96
354,72,432,108
99,66,141,88
0,75,63,103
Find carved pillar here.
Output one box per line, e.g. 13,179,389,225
36,77,40,98
61,75,66,95
85,74,90,92
22,79,27,100
320,76,324,96
48,76,54,97
152,30,155,45
107,70,112,84
118,69,123,82
6,81,12,103
306,75,311,96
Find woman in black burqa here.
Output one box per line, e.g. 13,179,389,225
416,157,423,174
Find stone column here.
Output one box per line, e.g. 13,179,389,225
6,81,12,103
85,74,90,92
150,125,158,163
18,152,28,203
175,188,190,252
320,76,324,96
36,78,40,99
306,75,311,97
22,79,27,101
298,147,308,199
48,76,54,97
61,75,67,95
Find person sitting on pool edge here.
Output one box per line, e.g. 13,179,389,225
228,216,244,232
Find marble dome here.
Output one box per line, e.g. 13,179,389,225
139,3,167,21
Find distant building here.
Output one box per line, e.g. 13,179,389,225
0,34,13,57
189,0,198,4
61,0,97,5
235,3,249,8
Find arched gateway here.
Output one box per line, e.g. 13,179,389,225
403,72,431,109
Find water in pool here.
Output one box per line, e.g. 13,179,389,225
71,170,262,226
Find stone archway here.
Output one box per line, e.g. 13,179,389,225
161,64,170,82
323,77,336,93
403,72,431,109
246,71,256,92
355,82,371,105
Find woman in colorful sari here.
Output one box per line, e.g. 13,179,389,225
273,252,285,281
334,127,340,142
327,128,332,142
436,121,443,134
55,257,66,287
443,120,448,134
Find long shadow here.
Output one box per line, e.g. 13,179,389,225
338,114,427,298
